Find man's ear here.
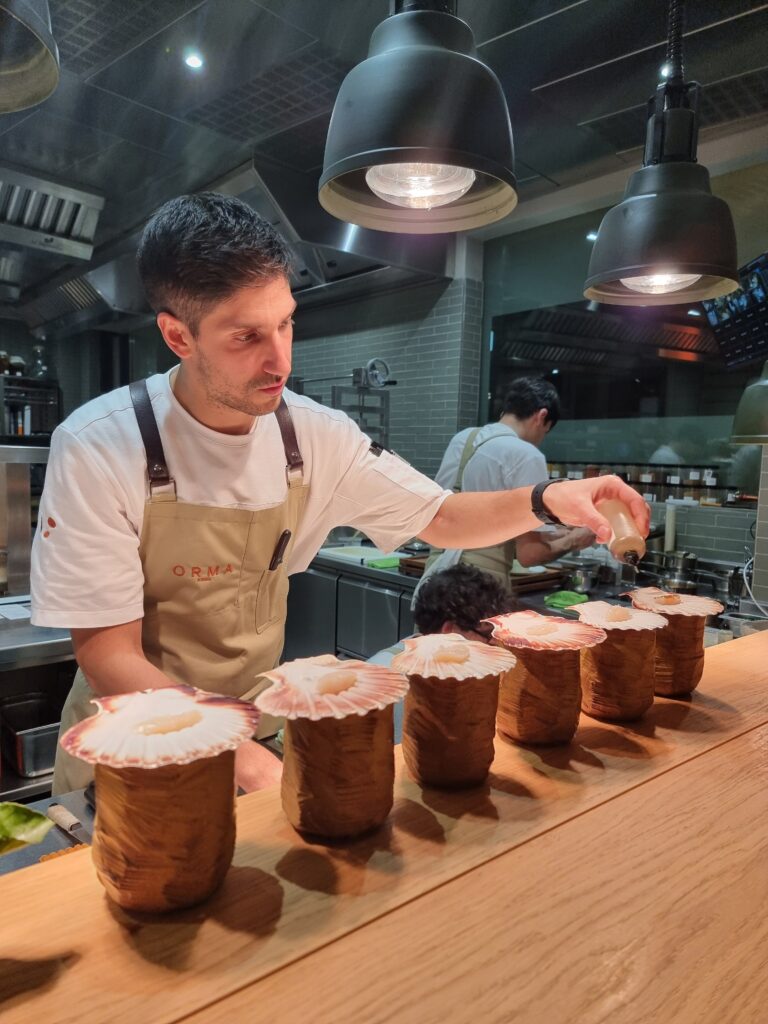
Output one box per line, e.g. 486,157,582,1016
157,312,195,360
440,621,457,634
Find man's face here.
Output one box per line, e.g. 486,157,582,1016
185,275,296,418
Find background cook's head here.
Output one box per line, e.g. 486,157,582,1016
500,377,561,448
137,192,294,432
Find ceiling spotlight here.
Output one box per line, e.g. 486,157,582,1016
584,0,738,306
184,52,204,69
687,308,702,316
319,0,516,234
586,232,599,242
660,62,672,78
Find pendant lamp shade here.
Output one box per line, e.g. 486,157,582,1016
318,7,517,234
583,0,738,306
731,362,768,445
584,162,739,306
0,0,59,113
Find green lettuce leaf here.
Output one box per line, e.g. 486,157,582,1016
0,802,54,856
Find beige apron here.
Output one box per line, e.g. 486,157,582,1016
426,427,516,590
52,382,307,794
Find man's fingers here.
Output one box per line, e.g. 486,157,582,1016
579,509,612,544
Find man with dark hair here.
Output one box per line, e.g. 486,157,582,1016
427,376,594,589
31,194,646,794
412,563,514,639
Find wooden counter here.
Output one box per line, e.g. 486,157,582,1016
1,633,766,1024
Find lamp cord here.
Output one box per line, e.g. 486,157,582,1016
742,555,768,618
666,0,685,84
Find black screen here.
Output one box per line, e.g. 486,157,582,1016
701,252,768,368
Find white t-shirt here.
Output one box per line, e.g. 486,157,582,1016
435,422,547,492
31,369,449,629
417,423,548,597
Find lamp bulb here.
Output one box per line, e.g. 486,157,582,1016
365,163,475,210
620,272,702,295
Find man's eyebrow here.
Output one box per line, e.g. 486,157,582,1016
222,305,297,330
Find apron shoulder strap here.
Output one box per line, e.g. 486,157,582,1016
453,425,513,492
453,427,482,492
129,379,176,496
275,398,305,486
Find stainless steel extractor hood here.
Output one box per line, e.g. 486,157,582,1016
17,242,151,340
0,163,104,306
219,157,451,309
16,156,452,339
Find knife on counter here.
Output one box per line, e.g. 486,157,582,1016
46,804,91,846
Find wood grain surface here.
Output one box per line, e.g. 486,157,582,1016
1,634,765,1024
203,722,768,1024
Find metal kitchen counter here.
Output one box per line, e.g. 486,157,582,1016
0,596,73,670
310,551,419,591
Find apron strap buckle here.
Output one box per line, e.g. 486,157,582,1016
149,477,177,498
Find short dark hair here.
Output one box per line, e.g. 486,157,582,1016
502,376,560,427
413,564,515,636
136,192,292,331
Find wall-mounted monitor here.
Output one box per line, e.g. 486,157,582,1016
701,252,768,368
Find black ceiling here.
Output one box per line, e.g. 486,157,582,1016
1,0,766,299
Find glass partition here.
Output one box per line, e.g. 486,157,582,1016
490,302,762,508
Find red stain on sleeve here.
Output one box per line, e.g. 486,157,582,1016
47,517,56,528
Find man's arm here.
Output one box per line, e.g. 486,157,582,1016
418,476,649,549
71,620,175,695
70,621,281,792
515,526,595,568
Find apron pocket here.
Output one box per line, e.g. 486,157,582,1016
255,567,289,635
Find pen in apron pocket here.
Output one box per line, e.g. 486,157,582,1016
268,529,292,571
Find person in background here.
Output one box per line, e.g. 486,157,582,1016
368,563,515,741
423,377,595,591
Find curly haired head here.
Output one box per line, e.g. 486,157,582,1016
413,563,515,637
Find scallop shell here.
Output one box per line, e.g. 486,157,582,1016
391,632,517,680
572,600,668,632
256,655,409,721
60,685,260,769
624,587,724,617
483,609,606,651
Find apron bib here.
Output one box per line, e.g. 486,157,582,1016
53,382,307,794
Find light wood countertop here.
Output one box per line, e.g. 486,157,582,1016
1,632,766,1024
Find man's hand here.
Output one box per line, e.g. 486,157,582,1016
235,739,282,792
542,475,650,544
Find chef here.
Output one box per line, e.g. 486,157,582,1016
30,192,649,795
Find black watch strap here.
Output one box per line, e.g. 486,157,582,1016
531,479,567,526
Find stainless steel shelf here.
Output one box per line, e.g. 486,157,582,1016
0,761,53,802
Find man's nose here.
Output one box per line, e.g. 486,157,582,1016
263,334,292,378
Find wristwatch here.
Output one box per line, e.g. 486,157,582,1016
531,479,567,526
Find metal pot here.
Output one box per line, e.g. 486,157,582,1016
664,550,698,574
660,573,698,593
569,563,599,594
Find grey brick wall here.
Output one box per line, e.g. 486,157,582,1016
292,277,484,478
649,502,756,564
